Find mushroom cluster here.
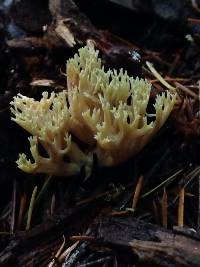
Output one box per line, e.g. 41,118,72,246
11,45,176,177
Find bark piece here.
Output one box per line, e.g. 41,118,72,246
7,0,99,52
94,216,200,267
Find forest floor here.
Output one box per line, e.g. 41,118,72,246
0,0,200,266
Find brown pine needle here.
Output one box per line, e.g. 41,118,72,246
188,17,200,24
146,61,176,92
48,236,66,267
70,235,94,241
10,180,17,234
185,192,195,197
110,210,130,216
150,78,190,84
50,194,56,216
178,187,185,227
141,169,182,198
152,200,160,225
76,183,132,206
174,82,199,100
58,240,79,263
17,193,27,230
161,188,168,227
55,236,66,258
26,186,38,231
132,176,143,211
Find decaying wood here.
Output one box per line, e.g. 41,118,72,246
3,209,200,267
0,201,103,267
7,37,50,53
48,0,99,44
7,0,99,52
93,216,200,267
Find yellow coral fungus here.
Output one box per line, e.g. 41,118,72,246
67,46,176,166
11,91,92,176
11,45,176,176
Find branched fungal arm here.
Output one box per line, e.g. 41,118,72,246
11,91,92,176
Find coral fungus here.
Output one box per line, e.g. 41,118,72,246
67,45,176,166
11,45,176,176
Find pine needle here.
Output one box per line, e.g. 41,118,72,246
174,82,199,100
132,176,143,211
141,169,182,198
152,200,160,225
17,193,26,230
178,187,185,227
26,186,38,231
161,188,168,227
146,61,176,92
10,180,17,234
